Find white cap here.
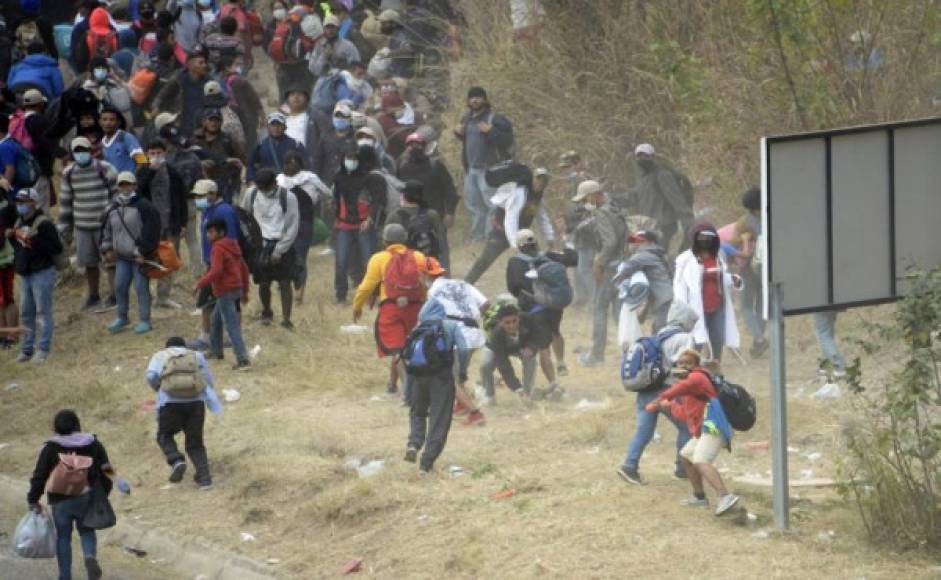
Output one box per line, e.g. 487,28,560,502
634,143,656,156
515,229,537,248
191,179,218,196
154,112,178,133
572,180,602,203
116,171,138,185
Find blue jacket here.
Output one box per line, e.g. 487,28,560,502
145,347,224,415
247,135,305,182
7,54,64,99
200,199,239,265
417,299,471,382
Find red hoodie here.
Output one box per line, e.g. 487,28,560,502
196,238,250,298
87,8,118,58
657,369,717,437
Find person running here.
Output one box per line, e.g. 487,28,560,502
613,229,674,334
145,337,223,490
385,179,442,260
27,409,113,580
352,223,427,395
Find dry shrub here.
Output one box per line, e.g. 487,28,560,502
300,478,402,525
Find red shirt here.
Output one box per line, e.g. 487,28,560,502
336,198,372,231
196,238,250,298
701,255,722,314
658,369,717,437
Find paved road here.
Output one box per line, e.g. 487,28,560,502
0,500,167,580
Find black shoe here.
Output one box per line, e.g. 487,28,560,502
85,556,102,580
616,466,645,486
232,359,250,371
261,316,273,326
82,296,101,310
673,467,689,480
168,461,186,483
404,447,418,463
419,464,433,474
281,320,294,330
386,383,399,395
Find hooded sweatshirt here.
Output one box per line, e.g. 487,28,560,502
615,242,673,309
86,7,118,59
332,145,387,228
28,432,112,505
6,53,64,99
416,298,471,382
197,237,250,297
240,186,299,258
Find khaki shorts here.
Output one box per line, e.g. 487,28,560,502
680,433,725,465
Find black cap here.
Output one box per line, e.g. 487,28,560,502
165,336,186,348
467,86,487,100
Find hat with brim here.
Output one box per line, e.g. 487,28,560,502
191,179,218,197
117,171,137,185
154,112,178,133
14,188,40,203
572,179,602,203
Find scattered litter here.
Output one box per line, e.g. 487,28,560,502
718,466,731,474
492,489,516,500
369,395,383,402
417,514,430,522
195,575,211,580
240,532,256,542
189,309,202,317
573,399,607,412
123,546,147,557
345,458,385,478
787,446,799,453
318,247,335,257
0,443,10,450
746,512,758,523
159,484,172,490
816,530,836,542
585,446,600,455
249,344,262,360
116,478,131,495
339,558,363,575
800,469,815,480
266,558,280,565
806,452,822,462
448,465,469,478
113,366,121,372
752,530,770,540
222,389,241,403
340,324,369,335
813,382,841,400
5,383,20,391
744,441,771,451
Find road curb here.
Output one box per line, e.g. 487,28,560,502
0,476,277,580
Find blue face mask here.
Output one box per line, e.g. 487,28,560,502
93,68,108,82
333,117,351,132
16,204,31,216
73,152,92,166
194,198,210,211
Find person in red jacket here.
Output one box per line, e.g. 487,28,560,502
193,218,251,370
646,349,740,516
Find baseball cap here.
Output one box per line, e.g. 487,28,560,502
533,167,549,178
204,80,224,97
425,257,446,276
22,88,46,106
355,126,379,140
635,143,656,156
378,9,402,24
572,180,602,202
558,150,580,167
14,188,40,203
71,136,92,151
334,102,352,118
191,179,218,196
203,107,223,120
515,229,537,248
323,14,340,27
629,230,658,244
267,111,286,125
117,171,138,185
154,112,178,133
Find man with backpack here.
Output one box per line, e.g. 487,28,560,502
246,112,305,184
268,6,317,100
58,136,118,310
479,301,548,403
0,111,35,200
402,297,470,473
9,186,61,363
240,168,299,328
153,46,211,139
15,88,65,211
613,230,674,334
307,14,361,78
203,15,246,74
617,301,698,485
627,143,694,253
386,180,441,260
145,336,223,490
312,102,357,186
352,223,428,395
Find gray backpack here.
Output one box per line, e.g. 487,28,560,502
532,258,573,310
159,351,208,398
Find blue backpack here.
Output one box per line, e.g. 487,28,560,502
620,328,681,392
311,70,343,114
3,137,40,189
402,320,454,377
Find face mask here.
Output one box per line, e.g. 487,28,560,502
73,151,92,166
149,154,165,167
194,198,210,211
93,68,108,82
16,204,31,216
273,8,287,20
117,193,132,204
638,159,655,171
333,118,351,132
583,202,597,211
197,0,211,7
356,138,374,148
344,159,359,172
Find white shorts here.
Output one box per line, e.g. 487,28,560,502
680,433,725,464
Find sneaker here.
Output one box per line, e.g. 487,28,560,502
386,383,399,395
93,296,118,313
16,351,32,363
133,322,153,334
197,482,213,491
232,359,251,371
107,318,130,333
281,320,294,330
749,338,769,358
82,296,101,311
156,298,182,309
419,464,433,474
577,352,603,367
84,556,103,580
186,337,211,351
681,495,710,508
832,369,847,379
168,461,186,483
404,446,418,463
556,362,569,377
261,316,273,326
616,466,645,486
31,350,48,364
715,493,740,516
462,410,486,427
453,400,470,417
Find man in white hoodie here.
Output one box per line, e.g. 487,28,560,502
241,168,299,328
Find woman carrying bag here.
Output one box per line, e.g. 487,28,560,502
27,409,115,580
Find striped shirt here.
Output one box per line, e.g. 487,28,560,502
58,160,118,232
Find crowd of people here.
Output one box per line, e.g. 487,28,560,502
1,1,851,578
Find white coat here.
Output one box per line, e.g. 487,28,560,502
672,250,740,350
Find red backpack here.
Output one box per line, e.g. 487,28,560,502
87,28,117,58
8,110,34,152
383,250,424,305
220,4,264,47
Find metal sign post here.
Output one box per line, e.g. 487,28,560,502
769,282,790,529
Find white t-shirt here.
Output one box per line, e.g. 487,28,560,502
427,278,488,349
285,113,308,147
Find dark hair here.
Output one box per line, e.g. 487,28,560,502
283,150,304,169
206,218,228,234
156,25,174,44
255,168,277,189
165,336,186,348
741,186,761,211
146,138,167,151
220,16,239,35
403,180,424,205
496,304,520,319
0,115,8,134
26,41,45,55
53,409,81,435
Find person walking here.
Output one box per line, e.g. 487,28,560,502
613,230,674,334
627,143,694,252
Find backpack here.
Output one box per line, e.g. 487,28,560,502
402,319,454,377
531,258,572,310
620,328,682,392
33,215,69,271
159,350,208,398
219,4,264,47
128,67,158,106
45,452,92,496
87,28,118,59
370,170,403,221
383,249,423,305
9,110,34,152
703,373,757,432
269,20,307,63
3,136,40,189
311,70,344,113
239,188,289,270
485,160,531,189
399,209,439,258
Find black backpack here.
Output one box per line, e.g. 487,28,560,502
711,375,757,432
400,209,439,258
402,320,454,377
484,160,531,189
234,206,263,272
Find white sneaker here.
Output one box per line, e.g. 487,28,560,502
31,351,49,364
318,248,335,256
681,496,710,508
715,493,740,516
156,298,182,309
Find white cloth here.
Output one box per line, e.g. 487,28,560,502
427,277,488,349
276,171,330,205
490,183,555,248
672,250,740,349
284,112,308,147
618,304,642,351
394,102,416,125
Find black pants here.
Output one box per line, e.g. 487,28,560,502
407,372,455,470
157,402,211,485
465,233,510,284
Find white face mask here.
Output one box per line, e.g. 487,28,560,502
272,8,287,21
356,138,374,148
149,154,165,167
344,159,359,172
583,202,597,212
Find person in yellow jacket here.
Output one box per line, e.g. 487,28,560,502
353,223,428,395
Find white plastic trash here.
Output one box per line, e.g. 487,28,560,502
356,460,385,478
574,399,607,412
222,389,241,403
340,324,369,334
13,510,56,558
240,532,256,542
813,382,841,400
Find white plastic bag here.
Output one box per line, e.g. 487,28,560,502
14,509,56,558
618,303,642,350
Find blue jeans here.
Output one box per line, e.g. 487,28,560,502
334,228,377,300
20,266,55,355
704,304,726,360
813,311,845,371
211,291,248,362
463,168,494,241
741,268,765,343
114,258,151,323
52,493,96,580
622,388,691,471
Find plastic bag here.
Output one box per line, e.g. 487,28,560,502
618,303,642,350
13,509,56,558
